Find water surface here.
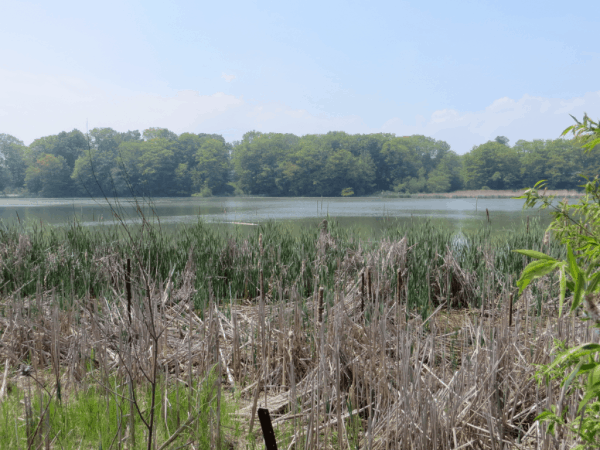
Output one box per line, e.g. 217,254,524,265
0,196,548,235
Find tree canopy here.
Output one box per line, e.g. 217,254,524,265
0,128,593,197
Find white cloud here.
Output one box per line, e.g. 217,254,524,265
380,92,600,153
221,73,236,82
2,68,600,153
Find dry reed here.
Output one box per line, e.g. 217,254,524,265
0,225,589,449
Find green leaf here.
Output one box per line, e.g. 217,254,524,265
565,245,586,311
559,266,566,317
565,360,584,391
567,244,580,280
588,364,600,391
578,382,600,413
588,272,600,293
543,343,600,374
517,259,561,293
572,269,585,312
535,410,557,422
513,249,557,261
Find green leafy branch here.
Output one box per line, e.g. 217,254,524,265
562,113,600,154
515,114,600,448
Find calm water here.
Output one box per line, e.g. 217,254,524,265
0,196,549,235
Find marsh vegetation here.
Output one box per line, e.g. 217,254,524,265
0,211,587,448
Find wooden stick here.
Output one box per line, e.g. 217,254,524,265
258,408,279,450
126,258,132,325
361,272,365,313
397,269,402,305
508,293,514,327
367,266,372,303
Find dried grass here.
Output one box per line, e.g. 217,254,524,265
0,229,588,449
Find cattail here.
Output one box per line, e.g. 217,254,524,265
543,230,551,248
318,287,324,323
321,219,328,233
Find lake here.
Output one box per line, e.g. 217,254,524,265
0,196,549,236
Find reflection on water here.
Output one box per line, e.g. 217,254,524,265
0,196,549,235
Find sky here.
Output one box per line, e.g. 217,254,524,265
1,0,600,154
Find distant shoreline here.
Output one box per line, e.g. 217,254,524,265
1,189,583,200
375,189,583,199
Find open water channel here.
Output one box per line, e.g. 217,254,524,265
0,196,549,236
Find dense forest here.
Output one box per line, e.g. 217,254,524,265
0,128,598,197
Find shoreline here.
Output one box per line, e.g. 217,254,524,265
1,188,583,201
379,189,583,199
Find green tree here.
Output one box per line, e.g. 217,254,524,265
0,165,6,193
72,128,132,196
175,133,203,168
25,130,86,195
516,139,582,190
135,138,177,196
278,137,327,196
113,138,180,196
25,154,72,197
143,127,178,141
192,138,231,195
353,133,395,192
0,134,27,189
72,148,128,197
406,135,452,175
462,141,521,190
232,132,297,195
426,168,451,193
320,148,375,196
380,138,412,190
380,138,423,192
494,135,510,146
425,151,463,193
115,141,144,193
28,130,86,171
351,152,377,195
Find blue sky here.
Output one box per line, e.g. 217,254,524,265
2,0,599,153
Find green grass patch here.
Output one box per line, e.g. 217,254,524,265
0,369,240,449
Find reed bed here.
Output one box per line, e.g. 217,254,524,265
0,216,564,316
0,216,588,448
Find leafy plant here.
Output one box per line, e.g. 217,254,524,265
516,113,600,448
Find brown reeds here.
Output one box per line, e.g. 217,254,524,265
0,227,588,449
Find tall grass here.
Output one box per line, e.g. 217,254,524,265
0,216,561,317
0,215,582,449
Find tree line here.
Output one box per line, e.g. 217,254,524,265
0,128,598,197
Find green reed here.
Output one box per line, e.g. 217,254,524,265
0,215,560,317
0,369,238,449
